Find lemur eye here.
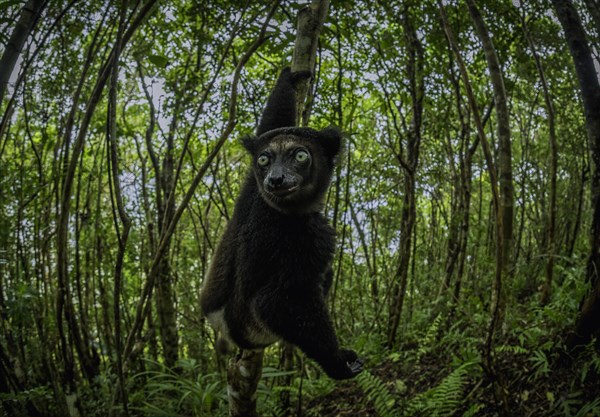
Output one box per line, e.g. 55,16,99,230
257,155,270,167
295,150,309,163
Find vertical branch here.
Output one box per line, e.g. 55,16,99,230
552,0,600,348
436,2,508,415
291,0,330,126
384,4,425,349
0,0,45,104
465,0,513,319
521,9,558,305
107,1,130,415
227,350,265,417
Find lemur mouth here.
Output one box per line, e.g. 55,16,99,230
267,185,299,197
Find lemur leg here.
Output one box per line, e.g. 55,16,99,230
256,288,363,380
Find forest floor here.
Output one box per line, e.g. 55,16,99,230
305,342,600,417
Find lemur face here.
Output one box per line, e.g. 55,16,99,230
256,137,312,196
242,127,341,214
250,134,331,214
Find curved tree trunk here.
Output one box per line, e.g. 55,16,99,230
521,11,558,305
552,0,600,348
386,4,425,349
291,0,330,126
438,1,509,414
107,3,131,415
466,0,513,322
156,115,179,369
0,0,45,104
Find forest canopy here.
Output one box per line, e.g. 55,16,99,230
1,0,600,416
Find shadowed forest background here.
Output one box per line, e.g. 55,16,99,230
1,0,600,416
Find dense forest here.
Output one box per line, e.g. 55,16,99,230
1,0,600,416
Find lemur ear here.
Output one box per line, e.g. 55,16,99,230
289,69,312,86
241,135,257,154
318,127,342,160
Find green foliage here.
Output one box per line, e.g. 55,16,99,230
417,314,443,361
580,340,600,385
357,371,398,417
405,361,477,417
0,0,598,416
356,361,478,417
461,402,485,417
130,359,227,417
148,54,169,68
0,385,56,416
555,396,600,417
494,344,528,355
528,349,551,380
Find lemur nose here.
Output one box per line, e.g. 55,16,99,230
269,174,284,188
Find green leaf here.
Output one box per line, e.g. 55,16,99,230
148,54,169,68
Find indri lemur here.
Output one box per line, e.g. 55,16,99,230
200,67,363,380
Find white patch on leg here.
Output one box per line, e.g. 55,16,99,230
207,308,234,346
246,299,279,346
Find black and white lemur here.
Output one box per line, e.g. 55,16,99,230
200,67,363,380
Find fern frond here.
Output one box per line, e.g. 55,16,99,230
418,314,443,360
357,371,398,417
406,361,476,417
494,345,528,355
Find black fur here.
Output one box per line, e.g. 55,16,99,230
200,68,363,380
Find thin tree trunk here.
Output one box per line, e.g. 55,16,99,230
388,178,416,347
552,0,600,348
106,2,131,414
386,5,424,348
437,2,509,414
440,154,460,301
466,0,513,322
291,0,330,126
452,153,474,310
521,11,558,305
445,59,482,320
0,0,45,104
54,1,157,409
156,101,180,369
227,350,264,417
568,164,587,257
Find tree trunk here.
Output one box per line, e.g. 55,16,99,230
521,11,558,305
387,176,417,347
0,0,45,104
291,0,330,126
466,0,513,320
156,256,178,367
107,4,131,414
552,0,600,348
156,112,179,369
386,6,424,348
444,59,482,320
227,350,264,417
438,1,509,413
